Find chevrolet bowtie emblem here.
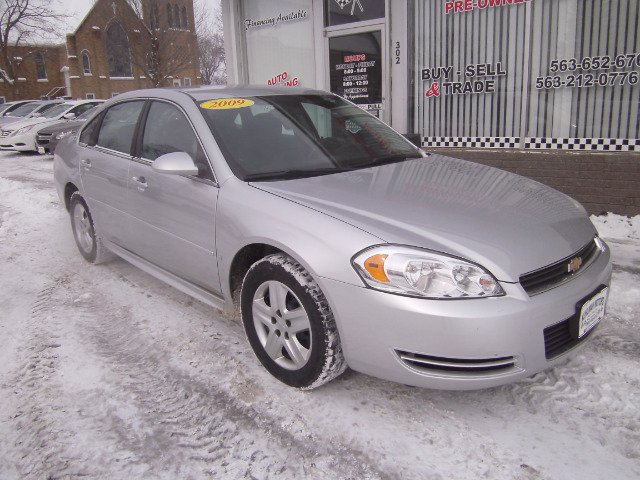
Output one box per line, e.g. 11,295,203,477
568,257,583,273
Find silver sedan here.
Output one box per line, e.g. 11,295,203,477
53,86,612,390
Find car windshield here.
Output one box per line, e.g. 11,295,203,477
43,103,74,119
5,102,41,117
29,102,60,117
198,94,422,181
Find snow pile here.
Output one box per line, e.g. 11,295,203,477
591,213,640,241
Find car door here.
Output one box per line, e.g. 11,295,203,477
126,100,221,294
79,100,145,247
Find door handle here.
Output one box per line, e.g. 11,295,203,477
80,159,91,169
131,176,148,191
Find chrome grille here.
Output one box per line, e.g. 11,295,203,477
520,238,600,296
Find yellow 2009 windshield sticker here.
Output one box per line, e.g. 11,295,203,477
200,98,254,109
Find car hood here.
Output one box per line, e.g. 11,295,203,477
38,120,84,135
1,117,51,131
251,155,597,282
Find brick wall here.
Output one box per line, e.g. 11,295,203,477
0,0,200,102
0,45,65,101
427,148,640,217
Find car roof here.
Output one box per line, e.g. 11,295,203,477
113,85,328,104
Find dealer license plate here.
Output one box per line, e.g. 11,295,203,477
578,287,608,338
37,146,45,154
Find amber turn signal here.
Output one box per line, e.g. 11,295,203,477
364,254,390,283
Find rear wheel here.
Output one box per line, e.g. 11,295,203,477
240,254,346,389
69,192,111,264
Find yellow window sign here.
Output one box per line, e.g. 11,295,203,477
200,98,254,109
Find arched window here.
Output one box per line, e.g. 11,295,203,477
167,3,173,28
181,6,188,30
151,3,159,29
35,52,46,79
174,5,180,28
106,22,132,77
82,52,91,74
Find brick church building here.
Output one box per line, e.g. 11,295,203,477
0,0,200,102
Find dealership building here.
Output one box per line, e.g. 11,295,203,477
222,0,640,214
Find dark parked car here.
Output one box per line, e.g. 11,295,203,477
53,86,612,390
36,105,100,154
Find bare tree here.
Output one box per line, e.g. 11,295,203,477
198,32,225,85
0,0,64,98
195,0,225,85
117,0,198,88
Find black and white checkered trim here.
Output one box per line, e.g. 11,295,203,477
422,137,519,148
524,137,640,151
421,136,640,151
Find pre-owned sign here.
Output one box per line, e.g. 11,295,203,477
445,0,531,15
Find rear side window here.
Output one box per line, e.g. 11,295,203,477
79,114,101,146
96,101,145,154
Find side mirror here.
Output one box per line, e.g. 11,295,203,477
63,113,76,119
152,151,199,176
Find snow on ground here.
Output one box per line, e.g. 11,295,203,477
0,151,639,479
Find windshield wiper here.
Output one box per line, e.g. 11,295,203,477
243,166,357,182
341,153,423,170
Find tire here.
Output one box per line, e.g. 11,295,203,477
69,192,111,264
240,254,346,389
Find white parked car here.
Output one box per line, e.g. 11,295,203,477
0,100,102,152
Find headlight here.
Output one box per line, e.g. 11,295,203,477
352,245,504,299
14,124,35,136
55,129,75,140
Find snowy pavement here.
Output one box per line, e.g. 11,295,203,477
0,151,639,479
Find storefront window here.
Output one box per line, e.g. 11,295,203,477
415,1,527,140
243,0,315,88
415,0,639,148
528,0,639,140
325,0,385,27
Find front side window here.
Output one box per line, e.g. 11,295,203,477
82,52,91,74
35,52,46,79
68,102,100,118
199,94,421,181
42,103,74,119
106,22,132,77
141,101,213,180
96,101,145,154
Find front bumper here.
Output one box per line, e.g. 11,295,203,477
0,133,37,151
319,243,612,390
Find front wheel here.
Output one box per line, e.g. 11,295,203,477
240,254,346,389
